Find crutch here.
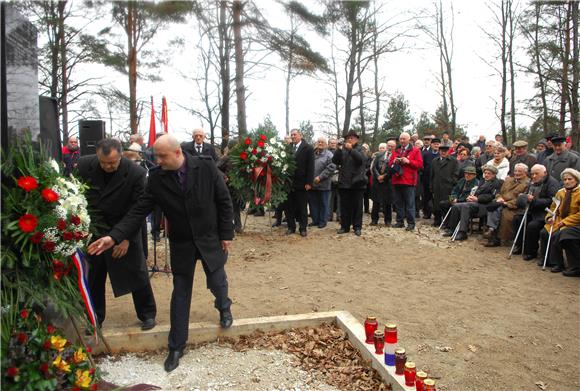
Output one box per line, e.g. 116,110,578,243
450,222,461,241
542,198,561,270
508,205,530,259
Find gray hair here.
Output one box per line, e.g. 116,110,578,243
378,142,387,149
531,164,547,174
514,163,529,173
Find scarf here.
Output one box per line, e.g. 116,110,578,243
560,189,572,219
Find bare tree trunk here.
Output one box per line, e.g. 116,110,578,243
508,0,516,144
439,0,456,137
356,36,365,142
232,0,247,138
531,4,549,134
330,27,341,137
342,20,358,136
372,20,380,148
285,15,295,136
500,0,508,142
571,1,579,147
218,1,230,150
58,0,68,141
559,4,570,133
127,2,138,134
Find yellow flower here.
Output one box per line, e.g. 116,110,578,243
52,355,71,373
50,335,67,352
75,369,92,388
73,347,87,364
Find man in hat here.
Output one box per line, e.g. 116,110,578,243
421,137,440,219
508,140,537,176
422,135,432,152
430,142,458,226
443,164,503,240
534,139,547,157
440,165,479,235
510,164,559,260
389,132,423,230
545,136,580,184
332,130,367,235
536,133,556,165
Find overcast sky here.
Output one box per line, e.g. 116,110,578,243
71,0,536,145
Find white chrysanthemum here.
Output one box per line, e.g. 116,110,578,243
265,146,273,153
269,137,276,144
49,159,60,172
280,151,286,158
261,157,268,163
283,164,288,171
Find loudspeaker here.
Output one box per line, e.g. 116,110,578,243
79,120,105,155
39,96,61,161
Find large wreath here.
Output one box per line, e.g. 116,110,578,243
229,131,296,208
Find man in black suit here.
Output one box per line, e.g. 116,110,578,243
88,135,234,373
181,128,218,161
77,139,157,331
285,128,315,237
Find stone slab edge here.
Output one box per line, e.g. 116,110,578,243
96,310,413,390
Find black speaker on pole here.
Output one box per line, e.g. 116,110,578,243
79,120,105,155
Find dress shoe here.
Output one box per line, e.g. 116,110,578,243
271,221,281,227
164,349,184,372
220,309,233,328
405,225,415,231
337,228,349,234
442,229,454,237
483,228,494,239
393,222,405,228
512,245,522,255
550,266,563,273
141,318,156,331
522,254,536,261
285,229,295,235
308,222,318,227
563,270,580,277
432,221,441,227
369,221,378,226
354,229,362,236
299,230,307,237
455,231,468,241
254,210,265,216
483,239,500,247
318,223,327,229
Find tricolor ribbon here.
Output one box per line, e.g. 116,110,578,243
252,165,272,205
72,249,98,343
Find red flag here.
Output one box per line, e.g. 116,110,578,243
148,96,156,147
161,96,168,133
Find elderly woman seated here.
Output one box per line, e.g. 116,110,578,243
539,168,580,276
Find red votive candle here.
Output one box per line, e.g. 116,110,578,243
385,323,398,343
394,348,407,375
364,316,378,344
373,330,385,354
404,362,416,387
416,371,428,391
423,378,436,390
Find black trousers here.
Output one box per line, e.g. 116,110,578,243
511,215,544,257
274,200,288,223
422,181,432,218
540,226,580,270
88,256,156,326
286,189,308,232
447,202,480,233
339,188,364,231
169,245,231,351
371,200,392,224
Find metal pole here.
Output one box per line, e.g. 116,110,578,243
508,205,529,259
542,223,555,270
451,221,461,241
439,208,452,229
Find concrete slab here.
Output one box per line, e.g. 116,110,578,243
94,311,418,391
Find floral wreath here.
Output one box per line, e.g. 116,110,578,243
228,131,296,208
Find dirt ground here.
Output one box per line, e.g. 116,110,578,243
104,212,580,391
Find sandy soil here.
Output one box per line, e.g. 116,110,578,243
104,212,580,391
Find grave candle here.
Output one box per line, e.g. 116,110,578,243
404,362,416,387
364,316,378,344
373,330,385,354
384,323,397,366
416,371,428,391
394,348,407,375
423,378,436,390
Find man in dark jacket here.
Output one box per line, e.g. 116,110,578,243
508,140,537,176
286,129,315,236
181,128,218,161
511,164,560,260
421,137,440,219
88,135,234,373
77,139,156,331
308,137,335,228
370,140,395,226
62,136,80,176
545,136,580,183
430,144,458,226
332,130,367,236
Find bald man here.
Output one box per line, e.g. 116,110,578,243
88,134,234,372
62,135,80,176
181,128,218,161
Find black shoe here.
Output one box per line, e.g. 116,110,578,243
308,222,318,227
337,228,349,234
442,229,453,237
433,221,441,227
354,229,362,236
220,309,233,328
423,215,431,220
405,225,415,231
299,230,307,237
384,222,391,227
455,231,468,241
285,229,295,235
522,254,536,261
271,221,281,227
254,210,265,216
393,222,405,228
483,239,500,247
152,232,161,242
164,349,184,372
318,223,327,229
141,318,156,331
369,221,378,226
512,245,522,255
563,270,580,277
235,227,244,234
551,266,563,273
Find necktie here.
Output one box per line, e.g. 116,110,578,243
196,145,202,154
294,144,298,154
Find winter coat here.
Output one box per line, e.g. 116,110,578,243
430,156,459,214
332,143,367,190
486,158,510,180
450,177,479,203
544,185,580,232
523,175,560,220
388,144,423,186
508,153,537,176
370,150,393,204
312,148,336,191
545,150,580,184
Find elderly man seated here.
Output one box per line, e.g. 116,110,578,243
511,164,560,260
442,165,503,240
439,165,479,234
484,163,530,247
539,168,580,276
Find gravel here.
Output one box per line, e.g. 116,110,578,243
98,343,342,391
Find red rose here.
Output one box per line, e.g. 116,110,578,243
86,346,92,353
57,219,67,230
70,215,81,225
251,149,257,155
43,241,56,252
257,140,265,148
72,387,81,391
18,214,38,233
42,340,51,350
52,259,64,270
16,332,27,344
64,264,73,276
244,137,252,145
30,231,44,244
73,231,84,240
89,367,95,374
20,309,29,319
267,155,273,161
39,363,50,376
6,367,19,378
47,324,55,334
62,231,74,241
240,151,248,160
53,271,63,280
41,188,59,202
17,176,38,192
259,134,267,141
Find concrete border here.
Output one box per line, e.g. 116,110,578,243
96,311,415,391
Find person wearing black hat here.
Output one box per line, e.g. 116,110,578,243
421,137,440,219
430,143,459,226
332,130,367,236
536,133,557,165
545,136,580,184
440,165,480,239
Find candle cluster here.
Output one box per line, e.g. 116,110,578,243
364,316,438,391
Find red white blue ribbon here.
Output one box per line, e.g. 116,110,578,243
72,249,98,342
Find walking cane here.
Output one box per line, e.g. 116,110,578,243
450,222,461,241
439,208,452,229
508,205,530,259
542,198,561,270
